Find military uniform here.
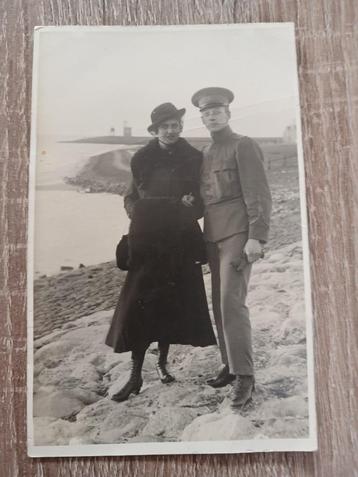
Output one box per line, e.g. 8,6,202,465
192,88,272,377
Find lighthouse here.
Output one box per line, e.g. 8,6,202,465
123,121,132,137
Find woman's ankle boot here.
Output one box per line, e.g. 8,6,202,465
111,349,145,402
156,342,175,384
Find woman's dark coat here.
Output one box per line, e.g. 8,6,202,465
105,138,216,352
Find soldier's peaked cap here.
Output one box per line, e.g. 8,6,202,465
191,87,234,111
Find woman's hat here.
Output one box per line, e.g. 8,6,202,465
148,103,186,133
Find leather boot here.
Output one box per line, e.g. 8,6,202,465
231,375,255,409
111,349,145,402
207,364,235,388
156,342,175,384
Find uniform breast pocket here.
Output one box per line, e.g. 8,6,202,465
212,167,240,199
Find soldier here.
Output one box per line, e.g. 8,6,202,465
192,87,272,409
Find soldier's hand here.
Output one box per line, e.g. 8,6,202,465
244,238,264,263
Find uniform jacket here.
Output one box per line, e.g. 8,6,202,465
200,126,272,243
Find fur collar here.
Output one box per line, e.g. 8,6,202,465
131,138,201,185
134,138,200,163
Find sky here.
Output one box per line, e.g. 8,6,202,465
34,24,299,139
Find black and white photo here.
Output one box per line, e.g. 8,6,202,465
28,24,317,456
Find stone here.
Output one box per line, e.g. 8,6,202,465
33,390,84,419
181,411,256,441
33,417,75,446
256,396,308,420
143,407,197,439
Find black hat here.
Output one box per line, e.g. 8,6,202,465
191,87,234,112
147,103,186,133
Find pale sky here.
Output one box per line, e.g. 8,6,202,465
35,24,299,138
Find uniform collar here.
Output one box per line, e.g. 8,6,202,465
211,125,234,143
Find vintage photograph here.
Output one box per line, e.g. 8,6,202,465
28,24,316,456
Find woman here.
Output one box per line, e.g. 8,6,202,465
105,102,216,402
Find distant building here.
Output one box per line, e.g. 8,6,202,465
110,127,115,136
123,121,132,137
283,124,297,144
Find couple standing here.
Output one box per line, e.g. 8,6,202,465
106,87,272,410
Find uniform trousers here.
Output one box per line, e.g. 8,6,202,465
206,232,253,376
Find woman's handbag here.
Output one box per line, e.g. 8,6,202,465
116,234,129,270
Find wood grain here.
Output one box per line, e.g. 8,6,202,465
1,0,357,475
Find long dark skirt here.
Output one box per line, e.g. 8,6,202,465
105,256,217,353
106,198,216,353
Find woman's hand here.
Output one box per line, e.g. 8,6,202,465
181,193,195,207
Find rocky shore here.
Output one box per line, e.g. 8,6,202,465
64,148,134,194
33,242,310,446
32,153,310,446
34,262,126,340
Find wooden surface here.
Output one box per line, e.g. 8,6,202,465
1,1,357,476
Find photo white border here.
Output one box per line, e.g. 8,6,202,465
27,22,317,457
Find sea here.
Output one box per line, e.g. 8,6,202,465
33,135,131,276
